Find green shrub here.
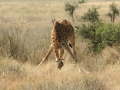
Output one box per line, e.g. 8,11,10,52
76,21,120,52
64,0,84,22
81,6,100,24
107,2,119,23
64,2,78,22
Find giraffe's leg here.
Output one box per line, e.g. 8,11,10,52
61,42,77,62
56,47,64,62
35,44,53,69
53,43,64,69
59,47,64,60
57,47,64,69
42,44,53,63
54,45,60,62
69,34,89,73
69,33,76,58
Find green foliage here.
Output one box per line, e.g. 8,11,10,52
78,0,85,4
64,1,84,21
76,21,120,52
107,2,119,23
65,2,78,21
77,2,120,53
81,7,100,24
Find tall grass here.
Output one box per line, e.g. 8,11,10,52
0,56,120,90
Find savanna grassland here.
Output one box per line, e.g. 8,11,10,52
0,0,120,90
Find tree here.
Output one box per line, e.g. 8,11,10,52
107,2,119,23
78,0,85,4
64,0,84,22
65,2,78,22
81,6,100,24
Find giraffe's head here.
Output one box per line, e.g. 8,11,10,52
57,61,64,69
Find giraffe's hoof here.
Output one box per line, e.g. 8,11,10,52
57,61,64,70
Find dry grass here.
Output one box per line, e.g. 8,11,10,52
0,0,120,90
0,55,120,90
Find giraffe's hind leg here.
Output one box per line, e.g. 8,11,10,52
59,47,64,60
69,33,76,59
57,47,64,69
61,42,77,62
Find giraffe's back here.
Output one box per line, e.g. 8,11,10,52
54,20,74,43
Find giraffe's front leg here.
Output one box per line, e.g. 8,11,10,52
55,47,64,62
55,47,64,69
42,44,53,63
35,44,53,69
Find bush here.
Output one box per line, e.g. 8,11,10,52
107,2,119,23
0,24,49,64
76,21,120,52
64,2,78,22
0,28,28,62
81,6,100,24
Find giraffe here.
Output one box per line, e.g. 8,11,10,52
37,19,77,69
35,20,89,73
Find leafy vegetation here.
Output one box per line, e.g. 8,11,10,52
64,2,78,22
76,21,120,52
64,0,84,21
76,2,120,53
78,0,85,4
81,6,100,24
107,2,119,23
